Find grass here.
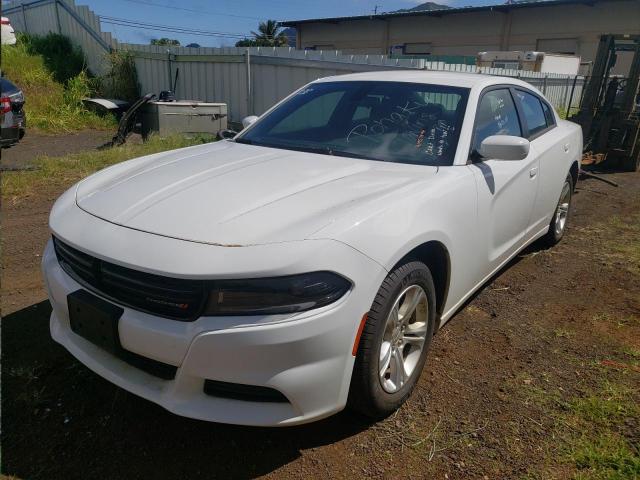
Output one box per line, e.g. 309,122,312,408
99,49,140,103
571,434,640,480
523,373,640,479
1,134,215,200
620,346,640,363
0,39,115,133
606,215,640,276
565,383,640,479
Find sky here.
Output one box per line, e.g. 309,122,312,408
77,0,501,47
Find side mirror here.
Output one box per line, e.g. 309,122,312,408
479,135,530,161
242,115,259,129
217,129,237,140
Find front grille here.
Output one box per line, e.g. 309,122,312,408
53,236,206,320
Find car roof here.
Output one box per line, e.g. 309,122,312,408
314,70,534,91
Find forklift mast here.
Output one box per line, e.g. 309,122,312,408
571,34,640,171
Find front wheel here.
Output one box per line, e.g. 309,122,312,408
348,261,436,419
541,174,573,247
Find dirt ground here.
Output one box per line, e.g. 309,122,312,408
0,130,143,171
1,141,639,479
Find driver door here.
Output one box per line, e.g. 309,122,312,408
470,87,539,271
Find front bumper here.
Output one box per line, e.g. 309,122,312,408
43,234,386,426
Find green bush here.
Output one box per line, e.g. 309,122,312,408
98,50,140,102
20,32,86,84
0,39,115,132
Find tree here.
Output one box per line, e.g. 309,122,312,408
234,38,263,47
235,20,288,48
151,38,180,46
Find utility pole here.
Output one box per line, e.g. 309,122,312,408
373,5,381,14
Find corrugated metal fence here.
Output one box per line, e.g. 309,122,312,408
3,0,116,75
124,45,585,122
123,44,441,122
4,0,585,123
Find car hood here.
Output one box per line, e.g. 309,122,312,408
76,141,436,246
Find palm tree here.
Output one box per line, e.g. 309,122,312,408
251,20,289,47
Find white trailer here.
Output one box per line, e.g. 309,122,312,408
477,51,581,75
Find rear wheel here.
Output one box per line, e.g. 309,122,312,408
348,261,436,419
541,174,573,247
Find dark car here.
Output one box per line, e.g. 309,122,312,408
1,77,26,148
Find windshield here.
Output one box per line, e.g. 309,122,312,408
237,81,469,166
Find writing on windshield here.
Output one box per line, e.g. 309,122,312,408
238,81,469,166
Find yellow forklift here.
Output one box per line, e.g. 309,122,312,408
570,34,640,172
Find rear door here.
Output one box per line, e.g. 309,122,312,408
512,88,569,236
470,87,539,271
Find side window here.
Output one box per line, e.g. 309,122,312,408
514,90,549,137
472,88,522,153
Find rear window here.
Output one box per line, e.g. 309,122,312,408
515,89,550,137
542,101,556,127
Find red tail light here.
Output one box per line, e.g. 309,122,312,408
0,18,10,25
0,97,11,114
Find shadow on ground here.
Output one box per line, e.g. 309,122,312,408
2,301,371,479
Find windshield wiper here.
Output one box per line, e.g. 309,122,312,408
327,149,374,161
274,144,374,160
233,139,375,161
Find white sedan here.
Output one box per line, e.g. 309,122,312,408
1,17,17,45
43,71,582,426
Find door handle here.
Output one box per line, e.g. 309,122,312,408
563,143,570,153
529,167,538,178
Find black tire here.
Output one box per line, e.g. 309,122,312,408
348,261,436,419
541,174,573,247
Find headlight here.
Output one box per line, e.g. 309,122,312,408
203,271,351,316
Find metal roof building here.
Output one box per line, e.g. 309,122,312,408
281,0,640,74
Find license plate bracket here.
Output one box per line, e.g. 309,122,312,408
68,290,124,355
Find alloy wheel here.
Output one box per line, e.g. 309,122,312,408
378,284,429,393
554,181,571,237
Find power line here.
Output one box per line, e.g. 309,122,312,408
100,16,249,38
101,20,249,39
100,15,286,41
119,0,270,22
